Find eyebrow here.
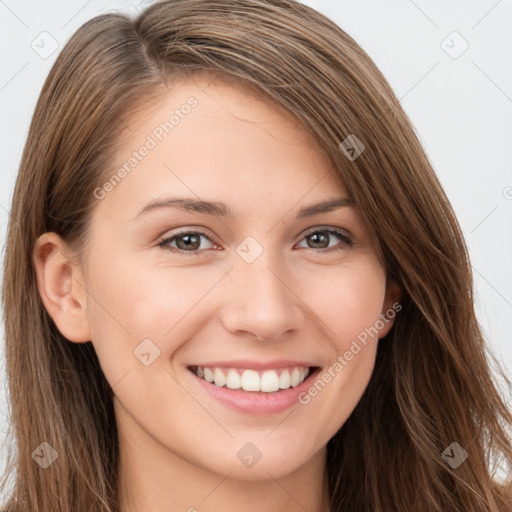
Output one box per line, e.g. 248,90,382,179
133,196,355,220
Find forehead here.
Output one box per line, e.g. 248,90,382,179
94,74,348,221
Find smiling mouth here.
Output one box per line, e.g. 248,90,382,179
188,365,318,393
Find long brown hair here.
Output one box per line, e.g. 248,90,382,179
1,1,511,510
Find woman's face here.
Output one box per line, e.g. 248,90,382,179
42,75,399,483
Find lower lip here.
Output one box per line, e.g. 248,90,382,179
188,367,321,415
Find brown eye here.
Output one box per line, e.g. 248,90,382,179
297,228,354,251
158,231,216,255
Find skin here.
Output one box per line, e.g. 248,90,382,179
33,75,401,512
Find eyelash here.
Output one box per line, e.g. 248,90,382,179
157,227,354,256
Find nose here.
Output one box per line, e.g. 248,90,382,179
220,249,305,342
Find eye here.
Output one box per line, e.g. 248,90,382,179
158,226,354,256
296,227,354,252
158,230,217,256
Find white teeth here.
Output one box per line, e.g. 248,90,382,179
193,365,311,393
260,370,280,392
203,368,214,382
241,369,260,391
279,369,291,389
226,369,242,390
290,367,300,387
213,368,226,387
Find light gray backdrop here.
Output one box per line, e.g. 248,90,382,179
1,0,511,494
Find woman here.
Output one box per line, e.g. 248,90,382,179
1,0,511,510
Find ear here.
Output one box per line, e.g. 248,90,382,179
33,232,91,343
377,278,403,339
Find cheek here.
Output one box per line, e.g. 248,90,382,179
292,259,386,435
84,253,227,376
83,258,208,438
300,257,387,347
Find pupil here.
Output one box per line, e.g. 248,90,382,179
310,232,328,248
179,234,199,250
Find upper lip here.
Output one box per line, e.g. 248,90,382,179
188,359,318,371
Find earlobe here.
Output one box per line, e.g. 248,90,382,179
33,232,91,343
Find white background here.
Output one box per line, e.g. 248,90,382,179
0,0,511,491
